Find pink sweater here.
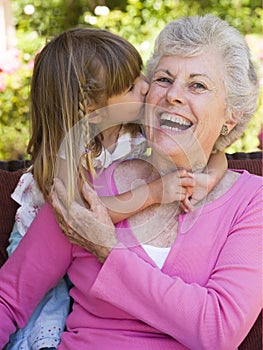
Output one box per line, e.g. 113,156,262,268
0,170,262,350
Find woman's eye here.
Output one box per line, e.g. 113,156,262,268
191,82,207,91
155,77,172,84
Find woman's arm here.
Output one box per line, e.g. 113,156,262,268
0,204,73,348
89,181,262,349
50,174,262,348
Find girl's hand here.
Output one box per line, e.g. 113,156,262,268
149,169,195,208
50,178,116,263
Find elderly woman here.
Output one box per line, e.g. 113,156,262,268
0,15,262,350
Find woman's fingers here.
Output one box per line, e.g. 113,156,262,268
50,178,76,233
52,177,116,242
52,178,68,206
49,177,117,264
81,181,104,212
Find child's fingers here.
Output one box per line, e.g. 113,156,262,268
175,169,194,179
179,201,188,212
180,177,195,188
185,196,195,211
181,196,195,212
179,198,191,213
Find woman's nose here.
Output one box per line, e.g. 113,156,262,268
166,83,185,105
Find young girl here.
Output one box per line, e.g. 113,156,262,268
5,27,226,349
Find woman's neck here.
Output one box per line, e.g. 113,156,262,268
149,150,208,175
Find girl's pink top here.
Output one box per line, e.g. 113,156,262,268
0,167,262,350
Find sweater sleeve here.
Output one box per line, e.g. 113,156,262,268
0,203,73,348
90,184,262,349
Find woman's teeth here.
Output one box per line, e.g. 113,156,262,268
160,113,192,131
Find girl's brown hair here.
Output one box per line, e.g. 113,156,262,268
27,28,143,200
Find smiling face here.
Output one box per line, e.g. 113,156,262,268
146,51,236,170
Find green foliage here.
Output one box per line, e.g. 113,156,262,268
81,0,202,62
12,0,67,38
198,0,262,34
0,61,31,160
0,122,30,160
81,0,263,63
0,0,262,160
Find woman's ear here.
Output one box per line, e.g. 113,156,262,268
225,110,239,133
224,119,237,133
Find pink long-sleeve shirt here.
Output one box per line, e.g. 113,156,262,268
0,169,262,349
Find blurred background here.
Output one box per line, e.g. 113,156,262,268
0,0,262,160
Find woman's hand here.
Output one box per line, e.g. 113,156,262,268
50,178,117,263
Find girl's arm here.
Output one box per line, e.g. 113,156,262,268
96,169,195,224
91,153,226,223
